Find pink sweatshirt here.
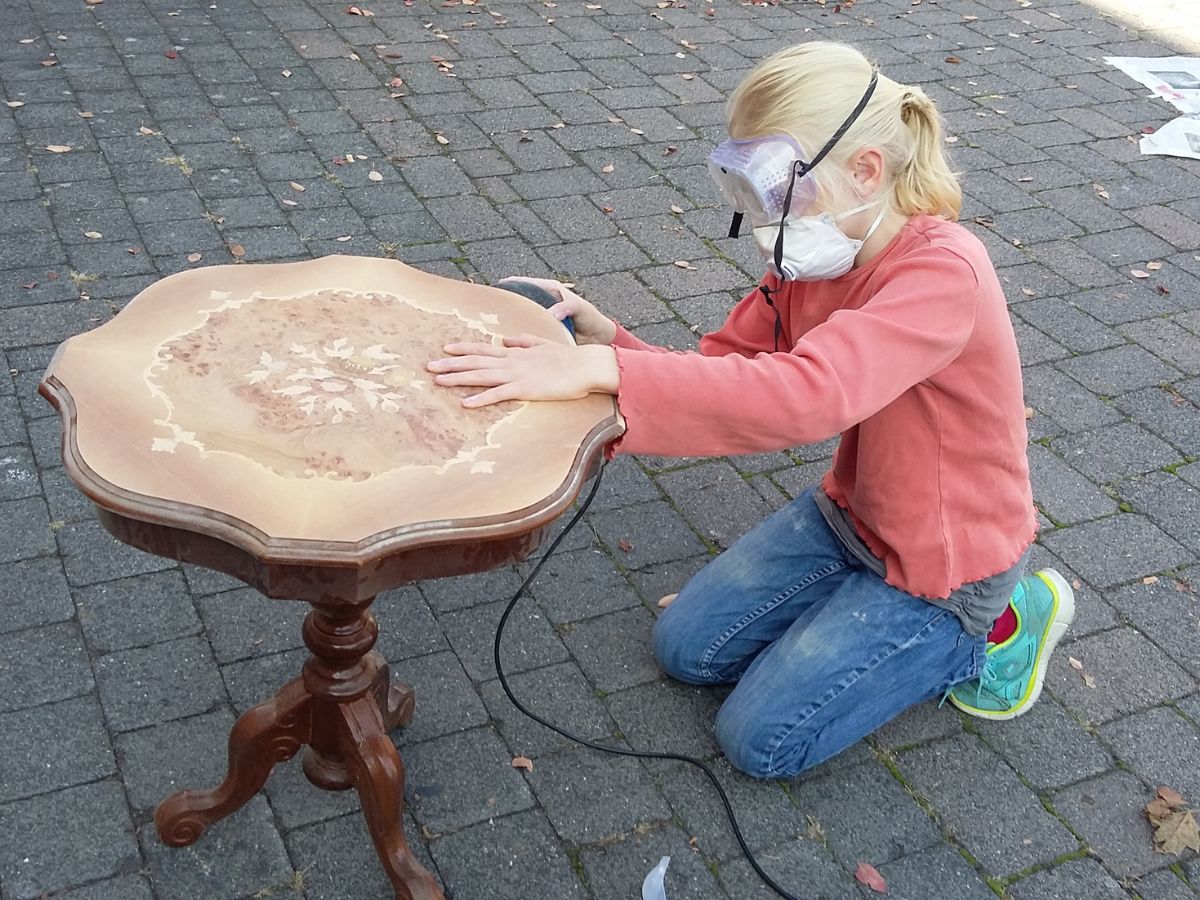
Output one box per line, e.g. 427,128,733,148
607,215,1037,600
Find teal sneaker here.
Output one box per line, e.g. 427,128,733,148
948,569,1076,721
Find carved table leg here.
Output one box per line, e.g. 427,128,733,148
155,678,312,847
342,694,444,900
300,599,444,900
369,650,416,731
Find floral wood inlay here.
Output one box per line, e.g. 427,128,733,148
145,289,519,480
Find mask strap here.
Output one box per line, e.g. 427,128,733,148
861,204,888,242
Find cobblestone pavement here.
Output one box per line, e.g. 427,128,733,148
2,0,1199,897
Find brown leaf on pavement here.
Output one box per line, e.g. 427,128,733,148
368,169,383,182
854,862,888,893
1158,786,1187,808
187,252,202,263
4,100,24,108
230,244,246,258
164,50,178,59
1153,810,1200,855
601,163,615,173
45,144,71,153
617,538,633,552
511,756,533,771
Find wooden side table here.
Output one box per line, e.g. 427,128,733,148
39,256,623,900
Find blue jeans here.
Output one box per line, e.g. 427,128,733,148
652,487,987,779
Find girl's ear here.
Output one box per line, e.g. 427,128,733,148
850,148,887,197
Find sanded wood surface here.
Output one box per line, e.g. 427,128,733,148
40,256,622,561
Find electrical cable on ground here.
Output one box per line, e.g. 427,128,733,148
492,465,800,900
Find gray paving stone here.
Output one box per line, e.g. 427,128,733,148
388,650,489,747
55,518,176,586
112,707,237,814
524,545,641,625
1054,769,1167,879
1119,472,1200,556
1130,868,1200,900
876,844,998,900
560,604,660,693
0,780,139,900
1013,297,1125,354
1121,316,1200,376
1053,418,1183,483
1041,514,1193,588
1022,363,1123,433
0,694,115,804
371,585,448,662
139,795,294,900
0,495,56,563
1008,858,1128,899
717,835,862,899
587,498,707,569
1045,626,1194,726
478,660,617,759
1106,570,1200,679
1101,706,1200,804
1117,385,1200,454
583,824,728,900
1058,344,1182,397
606,679,723,761
0,620,93,714
54,875,155,900
529,744,672,843
438,595,568,683
193,586,306,664
94,635,226,732
872,699,964,751
286,811,435,900
75,569,201,654
429,810,587,900
972,695,1114,791
0,555,73,634
656,461,775,551
1072,282,1185,326
404,726,535,834
897,735,1079,877
538,235,651,277
1028,443,1119,525
39,466,99,523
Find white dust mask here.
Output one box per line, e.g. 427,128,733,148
752,201,888,282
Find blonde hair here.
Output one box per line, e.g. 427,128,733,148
727,41,962,220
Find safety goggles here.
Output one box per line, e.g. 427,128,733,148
707,135,821,228
708,70,880,238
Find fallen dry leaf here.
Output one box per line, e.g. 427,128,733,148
1082,673,1096,689
138,126,157,135
1142,575,1159,585
368,169,383,182
288,181,306,192
511,756,533,771
41,58,58,67
1024,406,1035,419
77,110,93,118
281,69,292,78
601,162,615,173
335,235,352,242
681,73,695,81
21,282,37,290
45,144,71,153
85,0,103,5
1146,260,1163,271
164,50,178,59
945,55,961,64
82,230,102,239
4,100,24,108
1130,269,1150,279
1021,287,1036,297
670,204,684,214
617,538,633,552
1153,810,1200,855
673,260,694,270
389,77,404,88
1159,786,1187,808
345,4,375,15
434,133,449,145
664,145,677,155
229,244,246,258
1068,656,1083,670
281,198,298,207
186,252,202,263
854,861,887,894
658,592,678,609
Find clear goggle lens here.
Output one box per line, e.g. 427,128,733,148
707,135,821,225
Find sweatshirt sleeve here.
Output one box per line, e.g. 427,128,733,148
608,249,980,458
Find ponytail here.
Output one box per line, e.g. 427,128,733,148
727,43,964,222
894,87,962,220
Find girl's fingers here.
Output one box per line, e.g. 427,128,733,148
502,333,548,349
463,383,522,408
431,369,510,387
427,353,507,373
440,341,505,357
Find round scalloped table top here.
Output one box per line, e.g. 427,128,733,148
40,256,622,558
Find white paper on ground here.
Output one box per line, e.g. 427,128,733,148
641,855,671,900
1105,56,1200,160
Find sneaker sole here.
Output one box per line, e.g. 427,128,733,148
957,569,1076,722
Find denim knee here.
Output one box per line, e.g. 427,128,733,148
651,604,709,685
714,692,822,780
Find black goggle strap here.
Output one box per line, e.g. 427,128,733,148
728,210,744,239
758,284,783,353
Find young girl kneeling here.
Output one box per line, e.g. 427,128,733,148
427,41,1075,780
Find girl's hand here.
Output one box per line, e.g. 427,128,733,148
427,334,619,408
495,277,618,346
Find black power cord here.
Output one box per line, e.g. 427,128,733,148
492,465,800,900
